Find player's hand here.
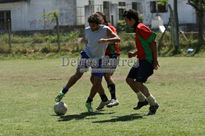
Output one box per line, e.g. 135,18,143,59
98,38,108,43
128,52,135,58
153,60,160,70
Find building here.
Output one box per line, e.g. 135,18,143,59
0,0,199,32
0,0,77,31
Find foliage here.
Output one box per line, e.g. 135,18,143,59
39,10,59,23
157,0,168,6
1,31,205,58
188,0,205,11
116,20,134,33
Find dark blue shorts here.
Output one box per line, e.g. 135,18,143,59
102,54,120,74
127,60,153,83
77,51,104,78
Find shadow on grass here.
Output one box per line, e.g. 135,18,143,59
92,113,143,123
57,112,115,122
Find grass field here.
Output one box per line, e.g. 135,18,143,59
0,57,205,136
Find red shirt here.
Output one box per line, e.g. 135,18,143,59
105,25,120,55
135,23,156,63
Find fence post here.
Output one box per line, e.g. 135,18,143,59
8,19,11,52
54,13,60,52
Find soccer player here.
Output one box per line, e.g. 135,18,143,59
95,12,120,110
123,9,160,115
55,13,120,112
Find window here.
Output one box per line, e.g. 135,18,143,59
119,8,125,20
132,2,138,11
158,4,167,12
119,2,126,7
150,1,167,13
150,1,157,13
0,11,11,31
89,0,94,13
103,1,110,21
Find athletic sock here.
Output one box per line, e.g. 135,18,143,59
108,84,116,100
100,94,109,102
86,97,93,103
62,86,68,94
147,94,157,106
136,92,146,102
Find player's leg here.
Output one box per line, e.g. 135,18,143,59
134,60,159,115
126,64,148,110
55,69,84,102
86,75,109,112
105,55,119,107
135,82,159,115
104,73,119,107
55,51,89,102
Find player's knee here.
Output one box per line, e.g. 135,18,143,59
90,76,94,84
126,78,134,85
135,81,143,87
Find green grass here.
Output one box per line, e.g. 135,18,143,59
0,57,205,136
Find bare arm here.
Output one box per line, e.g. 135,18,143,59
98,28,120,43
128,50,138,58
152,40,160,70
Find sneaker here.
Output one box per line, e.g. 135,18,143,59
55,92,65,102
96,100,109,110
85,103,93,112
133,100,148,110
107,99,119,107
147,103,159,115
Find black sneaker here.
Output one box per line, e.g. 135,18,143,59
133,100,149,110
147,103,159,115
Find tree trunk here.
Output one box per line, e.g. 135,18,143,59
173,0,179,53
187,0,205,54
54,13,60,52
168,5,175,45
195,11,204,53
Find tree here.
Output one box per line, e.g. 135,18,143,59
40,10,61,52
158,0,179,53
188,0,205,53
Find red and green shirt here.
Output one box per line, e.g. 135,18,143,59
105,25,120,55
135,23,156,63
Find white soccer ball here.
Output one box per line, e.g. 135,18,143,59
54,102,67,115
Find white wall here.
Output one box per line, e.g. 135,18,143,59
143,0,196,26
0,0,197,31
81,0,141,26
176,0,196,24
0,0,77,31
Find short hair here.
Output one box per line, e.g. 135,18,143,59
123,9,139,24
88,14,101,25
96,12,109,26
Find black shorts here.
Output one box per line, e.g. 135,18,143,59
102,54,120,73
127,60,154,83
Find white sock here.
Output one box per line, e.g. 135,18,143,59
147,94,157,106
136,92,146,102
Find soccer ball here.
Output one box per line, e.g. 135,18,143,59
54,102,67,115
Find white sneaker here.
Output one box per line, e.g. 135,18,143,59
96,100,109,110
107,99,119,107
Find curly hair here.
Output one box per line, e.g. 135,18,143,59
88,13,101,25
96,12,109,26
123,9,139,24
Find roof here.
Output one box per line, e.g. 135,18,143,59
0,0,28,3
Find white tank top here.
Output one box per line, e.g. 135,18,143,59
84,25,110,58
